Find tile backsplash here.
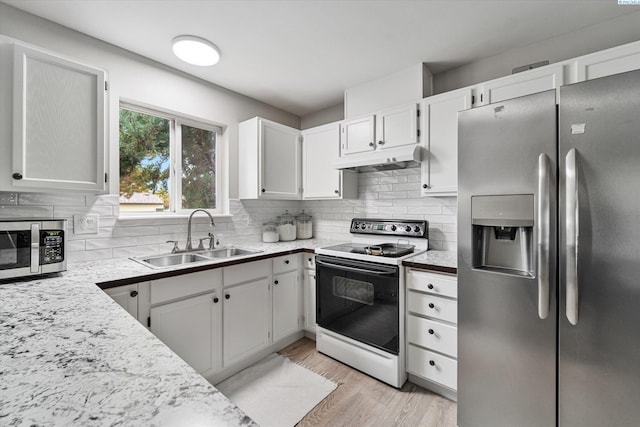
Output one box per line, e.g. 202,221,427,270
0,166,456,262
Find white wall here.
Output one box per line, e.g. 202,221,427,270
300,103,344,130
433,10,640,94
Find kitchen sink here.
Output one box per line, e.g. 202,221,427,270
136,253,211,268
196,248,258,258
132,247,261,268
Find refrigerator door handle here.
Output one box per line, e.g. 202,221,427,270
537,153,551,320
566,148,579,325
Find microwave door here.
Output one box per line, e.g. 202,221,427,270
0,229,32,272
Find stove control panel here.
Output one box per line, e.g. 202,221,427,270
350,218,428,238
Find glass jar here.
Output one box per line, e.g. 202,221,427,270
262,220,279,243
296,210,313,239
278,210,297,241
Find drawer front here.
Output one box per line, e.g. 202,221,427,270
223,259,270,286
407,290,457,324
303,253,315,270
273,253,300,274
407,344,457,390
151,269,222,305
407,315,457,357
407,269,457,299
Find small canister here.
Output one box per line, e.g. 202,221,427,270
262,220,279,243
278,210,297,241
296,210,313,239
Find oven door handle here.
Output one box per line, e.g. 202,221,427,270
316,258,398,276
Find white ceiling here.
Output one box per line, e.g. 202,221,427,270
3,0,640,116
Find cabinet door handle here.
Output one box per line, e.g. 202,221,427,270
378,140,385,145
130,290,138,297
213,297,219,303
368,142,375,147
261,188,266,193
334,190,339,194
12,173,23,180
274,280,279,285
422,184,429,189
225,294,230,300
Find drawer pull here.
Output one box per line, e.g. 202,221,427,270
428,328,435,335
427,283,434,290
428,303,435,309
429,360,436,366
285,260,290,264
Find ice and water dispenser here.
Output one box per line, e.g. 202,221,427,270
471,195,534,278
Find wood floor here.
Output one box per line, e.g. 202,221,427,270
278,338,457,427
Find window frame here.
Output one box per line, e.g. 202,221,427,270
118,101,227,217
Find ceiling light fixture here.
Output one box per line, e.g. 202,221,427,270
172,35,220,66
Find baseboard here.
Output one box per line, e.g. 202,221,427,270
408,373,457,402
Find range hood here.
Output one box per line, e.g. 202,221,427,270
333,144,423,171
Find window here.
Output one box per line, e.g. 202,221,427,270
119,104,223,214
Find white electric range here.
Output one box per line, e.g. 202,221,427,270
314,218,428,387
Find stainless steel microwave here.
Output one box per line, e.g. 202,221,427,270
0,219,67,280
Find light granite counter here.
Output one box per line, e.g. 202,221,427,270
0,238,454,426
403,250,457,275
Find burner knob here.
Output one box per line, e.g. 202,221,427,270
391,225,397,231
414,226,421,233
405,226,411,232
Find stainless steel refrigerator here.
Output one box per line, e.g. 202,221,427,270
457,69,640,427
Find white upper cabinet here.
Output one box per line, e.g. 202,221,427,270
340,102,419,156
421,88,473,197
340,115,376,155
477,64,564,106
375,103,419,149
573,40,640,82
0,38,108,193
302,122,357,200
239,117,301,200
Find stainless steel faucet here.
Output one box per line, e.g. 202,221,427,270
186,209,215,250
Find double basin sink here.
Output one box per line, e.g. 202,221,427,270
133,248,260,269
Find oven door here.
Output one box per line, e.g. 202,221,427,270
316,255,400,354
0,223,37,278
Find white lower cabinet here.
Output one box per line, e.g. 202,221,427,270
272,254,302,342
151,291,222,376
223,277,271,367
222,259,272,368
273,270,300,341
106,255,306,380
303,266,316,334
406,268,458,398
148,270,223,378
103,283,138,318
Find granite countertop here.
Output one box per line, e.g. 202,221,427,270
402,250,457,275
0,237,455,426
